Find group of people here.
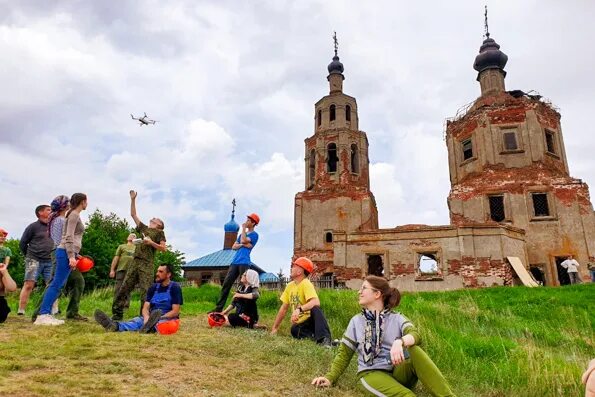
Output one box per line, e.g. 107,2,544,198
2,192,595,396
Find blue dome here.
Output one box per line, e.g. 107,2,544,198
473,36,508,74
224,215,239,233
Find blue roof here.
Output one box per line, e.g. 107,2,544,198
260,272,280,282
183,249,266,274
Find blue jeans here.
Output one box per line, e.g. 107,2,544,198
590,269,595,282
39,248,72,315
117,316,165,332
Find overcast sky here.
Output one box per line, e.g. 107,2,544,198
1,1,594,274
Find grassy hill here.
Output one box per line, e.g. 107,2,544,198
0,284,593,396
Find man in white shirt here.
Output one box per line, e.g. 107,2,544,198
560,255,581,284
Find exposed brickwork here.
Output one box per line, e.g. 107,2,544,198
334,266,363,281
446,257,511,287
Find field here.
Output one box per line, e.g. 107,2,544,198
0,284,593,396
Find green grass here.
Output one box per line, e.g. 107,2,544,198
1,284,593,396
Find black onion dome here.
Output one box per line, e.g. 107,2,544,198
473,36,508,73
327,55,344,74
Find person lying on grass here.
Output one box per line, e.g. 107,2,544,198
312,275,456,397
221,269,261,329
95,264,183,334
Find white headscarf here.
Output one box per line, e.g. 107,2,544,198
244,269,260,288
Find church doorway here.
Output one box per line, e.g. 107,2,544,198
555,257,570,286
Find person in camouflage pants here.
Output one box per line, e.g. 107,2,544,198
111,190,166,321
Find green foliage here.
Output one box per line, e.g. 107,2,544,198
80,209,133,289
3,239,25,286
154,246,185,281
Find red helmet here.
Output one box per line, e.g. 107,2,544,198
207,312,226,327
293,257,314,274
247,213,260,225
76,256,94,273
156,319,180,335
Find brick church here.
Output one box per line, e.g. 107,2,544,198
293,29,595,291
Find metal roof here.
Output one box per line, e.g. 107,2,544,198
183,249,265,274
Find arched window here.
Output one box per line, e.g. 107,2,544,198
327,143,338,173
330,105,336,122
325,232,333,243
345,105,351,121
317,110,321,127
350,144,359,173
308,149,316,188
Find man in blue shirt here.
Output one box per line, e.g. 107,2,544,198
94,263,183,333
213,213,260,312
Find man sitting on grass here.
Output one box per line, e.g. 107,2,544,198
270,257,333,347
95,264,182,334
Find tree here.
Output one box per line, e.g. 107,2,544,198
4,239,25,286
155,246,185,281
80,209,133,289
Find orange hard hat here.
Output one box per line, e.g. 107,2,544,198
207,312,226,327
0,228,7,237
293,257,314,274
76,256,94,273
156,319,180,335
247,213,260,225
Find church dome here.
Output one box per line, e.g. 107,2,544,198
224,215,239,233
473,36,508,74
327,55,344,75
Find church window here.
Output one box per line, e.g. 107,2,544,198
489,195,505,222
317,110,321,127
503,130,518,151
545,130,556,154
308,149,316,189
330,105,336,121
532,193,550,217
325,232,333,243
462,138,473,161
346,105,351,121
350,144,359,173
367,255,384,276
418,253,439,275
327,143,338,173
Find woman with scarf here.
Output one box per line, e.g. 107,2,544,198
312,276,455,397
221,269,260,328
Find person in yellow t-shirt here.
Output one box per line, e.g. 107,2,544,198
271,257,332,346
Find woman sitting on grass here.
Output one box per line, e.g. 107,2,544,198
222,269,260,329
312,275,456,397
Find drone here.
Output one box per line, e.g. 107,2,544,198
130,112,157,126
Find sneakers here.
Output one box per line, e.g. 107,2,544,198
94,310,118,331
17,309,25,316
320,337,341,348
67,314,88,322
51,301,60,315
139,310,163,333
33,314,65,326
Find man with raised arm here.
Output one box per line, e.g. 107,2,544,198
111,190,166,321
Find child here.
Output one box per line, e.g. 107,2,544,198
312,275,456,397
222,269,260,328
0,228,17,322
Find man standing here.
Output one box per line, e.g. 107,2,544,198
111,191,166,321
587,260,595,283
95,264,182,333
560,255,581,285
213,213,260,313
18,205,54,315
109,233,137,309
271,257,332,347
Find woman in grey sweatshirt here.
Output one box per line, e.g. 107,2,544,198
34,193,87,326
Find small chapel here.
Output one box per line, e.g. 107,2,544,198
293,27,595,291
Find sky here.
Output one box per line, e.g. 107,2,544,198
1,1,594,274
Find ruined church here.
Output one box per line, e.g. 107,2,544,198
293,29,595,291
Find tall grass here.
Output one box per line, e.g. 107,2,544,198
3,283,593,396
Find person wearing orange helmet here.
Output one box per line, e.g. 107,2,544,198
94,263,183,334
271,256,333,347
212,213,260,313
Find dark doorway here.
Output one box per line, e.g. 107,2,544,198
529,266,545,285
367,255,384,277
555,257,570,286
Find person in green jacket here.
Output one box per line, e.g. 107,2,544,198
312,275,456,397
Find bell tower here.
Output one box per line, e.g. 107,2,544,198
294,34,378,275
